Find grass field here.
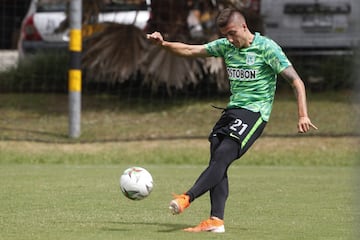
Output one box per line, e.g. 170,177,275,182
0,92,359,239
0,91,359,142
0,164,357,240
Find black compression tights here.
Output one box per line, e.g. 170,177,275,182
186,136,240,219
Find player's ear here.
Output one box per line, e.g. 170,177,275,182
242,23,247,31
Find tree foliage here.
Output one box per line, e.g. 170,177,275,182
79,0,263,93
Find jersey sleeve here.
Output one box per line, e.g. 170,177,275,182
204,38,228,57
263,39,292,74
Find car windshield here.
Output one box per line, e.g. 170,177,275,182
36,0,148,12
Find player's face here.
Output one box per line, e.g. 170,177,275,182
219,21,247,48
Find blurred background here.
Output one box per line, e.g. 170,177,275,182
0,0,359,141
1,3,358,238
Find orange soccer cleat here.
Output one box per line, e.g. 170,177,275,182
183,217,225,233
169,193,190,215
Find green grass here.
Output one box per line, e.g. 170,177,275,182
0,92,359,239
0,137,358,166
0,91,359,142
0,164,357,240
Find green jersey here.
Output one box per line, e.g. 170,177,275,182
205,32,291,121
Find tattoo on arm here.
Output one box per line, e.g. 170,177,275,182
280,66,305,99
280,66,301,83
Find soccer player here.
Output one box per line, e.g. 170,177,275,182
147,8,317,233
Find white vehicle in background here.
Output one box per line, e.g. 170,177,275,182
260,0,360,88
18,0,151,56
261,0,360,55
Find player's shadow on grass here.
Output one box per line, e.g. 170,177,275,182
157,223,190,233
102,221,189,233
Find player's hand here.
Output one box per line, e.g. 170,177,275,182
297,116,318,133
146,31,164,45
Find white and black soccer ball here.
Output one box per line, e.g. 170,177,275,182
120,167,153,200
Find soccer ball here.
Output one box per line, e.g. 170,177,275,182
120,167,153,200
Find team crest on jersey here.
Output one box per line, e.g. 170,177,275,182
246,53,256,65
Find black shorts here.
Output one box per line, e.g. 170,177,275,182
209,108,266,151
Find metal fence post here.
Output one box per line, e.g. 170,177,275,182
68,0,82,138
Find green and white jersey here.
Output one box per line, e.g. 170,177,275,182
205,32,291,121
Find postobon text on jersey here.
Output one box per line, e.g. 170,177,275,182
227,67,257,81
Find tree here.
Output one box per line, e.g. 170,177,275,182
74,0,263,94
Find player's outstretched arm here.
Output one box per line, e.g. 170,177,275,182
280,66,318,133
147,31,210,58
